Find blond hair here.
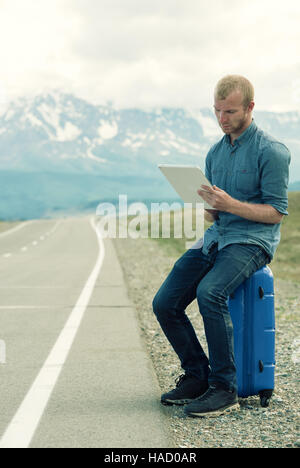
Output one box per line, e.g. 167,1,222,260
215,75,254,108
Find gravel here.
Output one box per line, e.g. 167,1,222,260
113,236,300,448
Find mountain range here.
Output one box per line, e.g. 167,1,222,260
0,91,299,220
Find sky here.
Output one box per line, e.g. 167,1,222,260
0,0,300,112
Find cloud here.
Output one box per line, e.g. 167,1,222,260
0,0,299,110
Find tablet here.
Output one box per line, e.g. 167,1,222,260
158,164,214,209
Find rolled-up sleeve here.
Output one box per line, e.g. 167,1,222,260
205,148,213,184
259,142,291,215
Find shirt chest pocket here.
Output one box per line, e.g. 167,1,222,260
235,169,259,195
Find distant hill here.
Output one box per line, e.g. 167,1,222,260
0,170,176,220
0,91,299,220
288,181,300,191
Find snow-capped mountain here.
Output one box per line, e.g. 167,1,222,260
0,91,221,176
0,91,299,220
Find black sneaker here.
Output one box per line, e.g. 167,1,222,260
184,383,239,417
161,374,209,406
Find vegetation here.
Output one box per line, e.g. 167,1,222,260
271,191,300,283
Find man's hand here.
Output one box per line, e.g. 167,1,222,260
197,185,236,212
197,184,283,224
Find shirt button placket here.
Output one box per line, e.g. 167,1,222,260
228,146,237,193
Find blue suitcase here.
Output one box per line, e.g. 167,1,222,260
228,266,275,407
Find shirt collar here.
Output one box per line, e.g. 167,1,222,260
225,119,257,147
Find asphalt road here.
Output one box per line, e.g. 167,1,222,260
0,217,171,448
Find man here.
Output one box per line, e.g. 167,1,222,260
152,75,290,418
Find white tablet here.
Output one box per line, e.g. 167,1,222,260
158,164,214,210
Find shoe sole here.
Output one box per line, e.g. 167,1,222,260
161,398,194,406
185,402,240,418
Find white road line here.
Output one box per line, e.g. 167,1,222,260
1,220,61,258
0,217,105,449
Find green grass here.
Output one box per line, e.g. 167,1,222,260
152,214,212,257
270,192,300,283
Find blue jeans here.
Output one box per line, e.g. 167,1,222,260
152,243,270,392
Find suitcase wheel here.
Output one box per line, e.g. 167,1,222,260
259,389,273,407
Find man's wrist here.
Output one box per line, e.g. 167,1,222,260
225,197,241,214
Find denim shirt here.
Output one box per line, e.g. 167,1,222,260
203,120,291,260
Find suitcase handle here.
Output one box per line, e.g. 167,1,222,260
258,360,264,372
230,287,264,300
259,286,264,299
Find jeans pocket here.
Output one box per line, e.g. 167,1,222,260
253,246,270,269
